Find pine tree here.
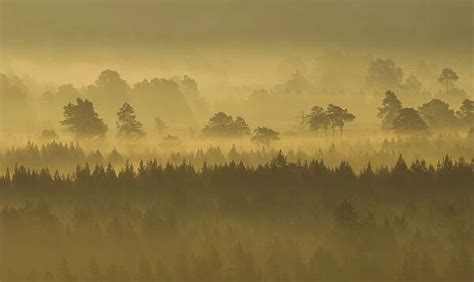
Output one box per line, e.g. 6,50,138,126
154,116,168,136
377,90,402,130
116,103,145,139
60,98,108,138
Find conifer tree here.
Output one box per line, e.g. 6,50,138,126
116,103,145,139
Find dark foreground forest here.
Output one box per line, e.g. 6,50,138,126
0,153,472,281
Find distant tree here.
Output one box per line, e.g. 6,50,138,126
202,112,251,137
181,75,199,97
392,108,428,134
56,84,80,104
116,103,145,139
0,73,30,131
403,74,423,95
60,98,108,138
367,58,403,90
456,99,473,127
251,127,280,146
154,116,168,136
326,104,355,137
235,116,251,135
283,71,313,94
94,70,130,98
418,99,457,129
133,77,195,124
39,129,59,140
307,106,331,138
160,135,182,149
377,91,402,131
438,68,459,93
85,70,131,118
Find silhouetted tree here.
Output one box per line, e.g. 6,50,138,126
326,104,355,137
202,112,250,137
403,74,423,95
283,71,313,94
367,58,403,90
91,69,130,103
307,105,331,138
418,99,457,129
154,116,168,136
438,68,458,93
39,129,58,140
116,103,145,139
456,98,473,127
56,84,80,105
160,135,182,149
251,127,280,146
235,116,251,135
377,90,402,131
180,75,199,97
0,73,31,132
60,98,108,138
392,108,428,134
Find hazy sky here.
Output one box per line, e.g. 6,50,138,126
1,0,472,51
0,0,472,89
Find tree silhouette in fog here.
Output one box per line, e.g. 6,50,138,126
392,108,428,134
456,98,473,128
377,90,402,131
92,70,130,100
56,84,80,105
438,68,458,93
418,99,457,129
326,104,355,137
60,98,108,138
0,73,31,132
251,127,280,146
180,75,199,97
402,74,423,95
154,116,168,136
39,129,58,141
116,103,145,139
367,58,403,91
202,112,251,137
307,105,331,138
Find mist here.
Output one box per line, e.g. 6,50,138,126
0,0,473,281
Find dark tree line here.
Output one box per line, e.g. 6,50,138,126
0,153,472,281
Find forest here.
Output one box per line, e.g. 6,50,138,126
1,0,473,281
0,153,472,281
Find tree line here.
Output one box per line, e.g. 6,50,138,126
0,153,472,281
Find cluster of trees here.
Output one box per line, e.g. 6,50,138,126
306,104,356,138
378,91,473,133
60,99,145,139
366,59,466,97
0,153,472,281
57,100,281,145
201,112,281,146
38,70,209,128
